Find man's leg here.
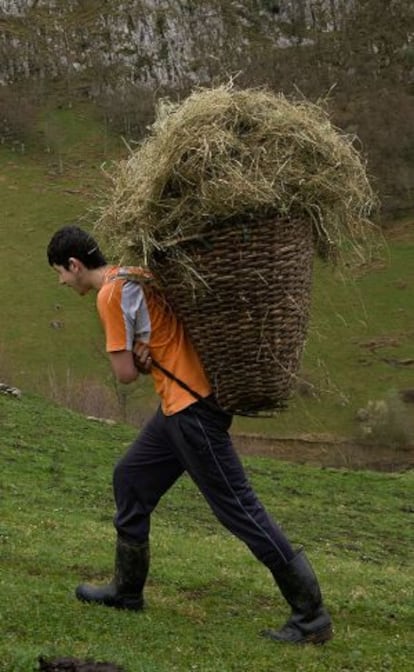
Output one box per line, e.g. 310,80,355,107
165,401,293,567
76,407,184,609
113,407,184,542
164,400,332,643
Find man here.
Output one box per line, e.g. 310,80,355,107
47,225,332,645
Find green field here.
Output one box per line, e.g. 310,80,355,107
1,392,413,672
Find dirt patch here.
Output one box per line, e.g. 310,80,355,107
383,218,414,243
38,657,124,672
233,433,414,472
356,334,402,351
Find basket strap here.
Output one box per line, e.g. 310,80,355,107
150,358,203,401
151,358,230,416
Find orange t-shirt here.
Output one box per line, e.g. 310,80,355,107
96,266,212,415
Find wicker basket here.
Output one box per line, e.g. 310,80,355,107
150,217,314,415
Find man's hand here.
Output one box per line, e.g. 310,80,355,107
133,341,152,375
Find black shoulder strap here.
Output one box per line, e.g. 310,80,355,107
150,358,205,403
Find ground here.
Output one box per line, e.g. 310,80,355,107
38,656,125,672
234,432,414,472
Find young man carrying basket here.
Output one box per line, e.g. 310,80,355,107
47,224,332,645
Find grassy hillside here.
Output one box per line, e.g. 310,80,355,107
0,104,112,383
1,391,413,672
0,103,414,439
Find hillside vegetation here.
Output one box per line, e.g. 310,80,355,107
1,391,413,672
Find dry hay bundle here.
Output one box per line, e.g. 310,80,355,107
96,85,377,414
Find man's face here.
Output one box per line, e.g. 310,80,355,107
53,259,90,296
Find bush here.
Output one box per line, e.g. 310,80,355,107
0,84,39,146
45,366,153,428
96,83,157,141
355,390,414,450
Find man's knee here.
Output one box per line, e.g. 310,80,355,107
113,457,129,490
112,457,146,504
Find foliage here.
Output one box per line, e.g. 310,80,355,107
96,83,157,142
0,391,413,671
355,390,414,450
0,83,39,147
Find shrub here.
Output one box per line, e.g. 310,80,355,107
96,83,157,141
0,84,39,146
355,390,414,450
45,366,153,428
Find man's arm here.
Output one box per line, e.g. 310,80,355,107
109,351,139,384
109,342,152,384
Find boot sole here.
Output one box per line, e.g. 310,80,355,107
75,587,144,611
261,624,333,645
303,625,333,645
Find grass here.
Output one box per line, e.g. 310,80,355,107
0,100,414,440
1,391,413,672
0,107,110,384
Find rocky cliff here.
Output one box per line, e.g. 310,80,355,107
0,0,286,88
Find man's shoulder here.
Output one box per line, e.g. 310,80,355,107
108,266,154,285
99,266,149,297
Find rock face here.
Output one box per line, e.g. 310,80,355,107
0,0,321,88
0,1,246,87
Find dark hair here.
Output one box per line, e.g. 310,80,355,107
47,226,107,269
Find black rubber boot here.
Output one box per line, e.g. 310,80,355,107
262,549,333,644
75,536,149,611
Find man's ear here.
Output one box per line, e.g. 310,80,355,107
68,257,83,272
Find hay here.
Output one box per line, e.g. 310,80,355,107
96,84,378,272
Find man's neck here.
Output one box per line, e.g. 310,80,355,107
88,264,112,291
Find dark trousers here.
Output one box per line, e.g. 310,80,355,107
113,399,295,571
